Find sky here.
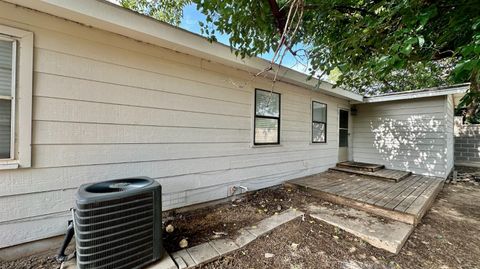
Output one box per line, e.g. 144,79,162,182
108,0,309,74
180,4,308,74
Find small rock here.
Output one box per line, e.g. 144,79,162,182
358,254,367,259
165,224,174,233
265,253,275,258
291,243,299,251
333,235,339,240
370,256,379,264
179,239,188,249
349,246,357,253
277,205,282,211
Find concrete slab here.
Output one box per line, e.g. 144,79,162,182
145,254,177,269
208,239,238,255
246,208,304,237
234,229,256,247
309,204,414,254
61,259,76,269
171,249,196,268
186,242,220,265
172,255,188,269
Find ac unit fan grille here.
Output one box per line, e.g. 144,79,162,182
75,191,159,269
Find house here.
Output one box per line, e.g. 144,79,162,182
0,0,468,252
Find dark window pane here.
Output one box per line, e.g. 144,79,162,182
339,110,349,129
0,99,11,158
339,129,348,147
312,102,326,122
312,122,326,143
0,40,13,96
255,118,279,144
255,90,280,117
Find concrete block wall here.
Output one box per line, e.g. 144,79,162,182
454,116,480,165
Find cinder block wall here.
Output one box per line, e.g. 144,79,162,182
454,117,480,165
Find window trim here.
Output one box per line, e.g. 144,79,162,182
312,101,327,143
0,25,33,169
253,89,281,145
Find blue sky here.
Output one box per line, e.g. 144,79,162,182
180,4,307,74
107,1,308,74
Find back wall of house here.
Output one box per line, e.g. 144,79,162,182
0,2,349,248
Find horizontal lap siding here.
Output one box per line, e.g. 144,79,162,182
0,3,348,248
352,96,448,178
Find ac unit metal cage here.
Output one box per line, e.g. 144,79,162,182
74,177,162,269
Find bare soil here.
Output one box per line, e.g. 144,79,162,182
199,183,480,269
2,173,480,269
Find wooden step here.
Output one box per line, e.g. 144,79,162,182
336,161,384,172
329,167,411,182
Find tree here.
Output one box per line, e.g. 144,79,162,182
120,0,480,121
193,0,479,120
119,0,189,26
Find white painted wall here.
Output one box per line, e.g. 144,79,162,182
352,96,450,178
0,2,349,248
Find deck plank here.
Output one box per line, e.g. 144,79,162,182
374,177,421,208
405,178,444,217
383,176,430,209
394,176,436,212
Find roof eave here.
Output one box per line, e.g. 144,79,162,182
354,84,469,104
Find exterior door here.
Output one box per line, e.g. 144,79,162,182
338,109,349,162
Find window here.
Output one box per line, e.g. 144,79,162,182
254,89,280,145
0,37,15,159
312,101,327,143
0,25,33,169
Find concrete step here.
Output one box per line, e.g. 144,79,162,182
308,204,414,254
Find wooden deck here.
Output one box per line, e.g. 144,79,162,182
287,170,444,225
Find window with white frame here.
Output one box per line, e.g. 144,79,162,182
0,37,15,159
0,25,33,169
312,101,327,143
254,89,280,145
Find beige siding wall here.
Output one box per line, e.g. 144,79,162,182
352,96,449,178
0,3,349,248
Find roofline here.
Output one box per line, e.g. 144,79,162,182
356,84,469,104
4,0,363,102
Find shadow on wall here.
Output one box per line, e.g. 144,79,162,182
369,115,444,175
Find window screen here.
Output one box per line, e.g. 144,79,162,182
0,39,14,159
254,89,280,144
312,101,327,143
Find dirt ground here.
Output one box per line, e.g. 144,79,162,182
1,168,480,269
200,182,480,269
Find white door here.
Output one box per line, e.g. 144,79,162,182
338,109,350,162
